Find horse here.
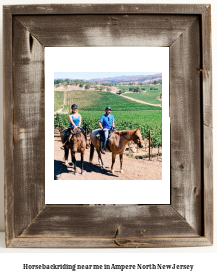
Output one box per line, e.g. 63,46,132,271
60,127,86,175
89,128,143,174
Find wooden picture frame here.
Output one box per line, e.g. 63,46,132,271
3,4,213,248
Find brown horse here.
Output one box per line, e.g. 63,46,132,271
89,128,143,174
61,127,86,175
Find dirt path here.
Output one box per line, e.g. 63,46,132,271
54,108,68,115
54,135,162,180
54,108,63,114
120,94,162,107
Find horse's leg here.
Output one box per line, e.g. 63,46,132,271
119,153,124,174
81,152,84,175
111,152,116,174
97,149,105,169
71,151,77,175
64,147,69,166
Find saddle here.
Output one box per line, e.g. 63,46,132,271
95,129,116,151
62,128,80,145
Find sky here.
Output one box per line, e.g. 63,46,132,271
54,72,161,80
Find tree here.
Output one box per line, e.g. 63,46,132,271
74,79,80,86
54,79,64,85
117,89,126,95
85,83,91,89
65,78,70,85
133,86,141,92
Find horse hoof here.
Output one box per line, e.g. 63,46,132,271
65,161,69,166
81,171,85,175
74,172,78,175
120,169,124,174
111,170,115,174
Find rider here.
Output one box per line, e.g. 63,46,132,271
98,106,115,154
61,104,86,149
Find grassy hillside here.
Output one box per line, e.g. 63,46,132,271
54,91,64,111
54,89,162,147
56,90,161,111
119,85,162,105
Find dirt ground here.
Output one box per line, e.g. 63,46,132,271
54,133,162,180
120,94,162,107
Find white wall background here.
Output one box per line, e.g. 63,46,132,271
0,0,216,257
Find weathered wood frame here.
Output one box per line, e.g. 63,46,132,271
3,4,212,248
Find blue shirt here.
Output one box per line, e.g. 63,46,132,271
68,114,80,128
99,114,114,129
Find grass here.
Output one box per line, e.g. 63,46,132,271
54,89,162,146
54,91,64,111
56,90,161,111
118,85,162,105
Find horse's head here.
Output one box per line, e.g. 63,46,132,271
69,128,82,153
133,128,143,148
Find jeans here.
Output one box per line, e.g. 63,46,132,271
102,129,109,149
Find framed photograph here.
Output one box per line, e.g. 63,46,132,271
4,4,213,247
46,47,170,205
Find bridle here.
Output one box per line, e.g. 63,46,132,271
121,134,132,141
121,133,141,144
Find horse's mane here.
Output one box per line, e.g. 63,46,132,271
115,129,136,136
69,128,84,141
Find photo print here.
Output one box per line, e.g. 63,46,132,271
45,47,170,204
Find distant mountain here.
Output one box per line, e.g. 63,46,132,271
89,73,162,84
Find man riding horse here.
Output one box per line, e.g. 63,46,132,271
98,106,115,154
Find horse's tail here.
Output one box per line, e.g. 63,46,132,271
89,141,95,162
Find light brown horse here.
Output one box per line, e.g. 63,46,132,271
60,127,86,175
89,128,143,174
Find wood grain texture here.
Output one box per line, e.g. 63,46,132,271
170,17,202,234
20,205,198,238
3,4,213,248
8,237,212,248
4,4,207,15
13,17,45,237
201,6,213,244
3,7,14,247
202,6,212,128
203,125,213,243
16,15,197,47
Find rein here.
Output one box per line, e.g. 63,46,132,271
72,130,79,136
121,133,132,141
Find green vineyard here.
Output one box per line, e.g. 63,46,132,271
55,90,161,111
54,90,162,147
